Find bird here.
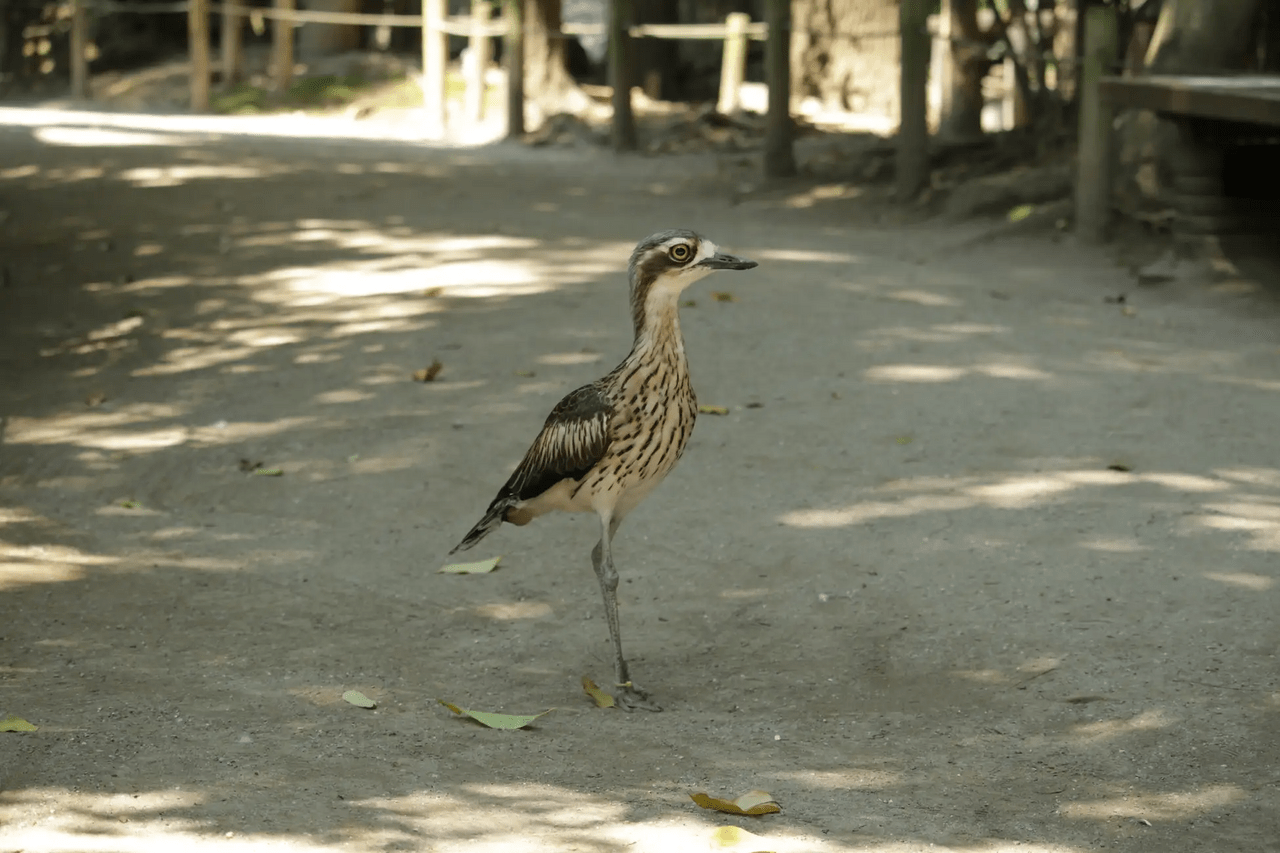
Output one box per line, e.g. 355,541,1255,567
450,229,758,711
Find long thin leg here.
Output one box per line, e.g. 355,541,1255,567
591,512,661,711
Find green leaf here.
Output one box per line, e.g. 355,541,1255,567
120,499,140,509
0,715,37,732
698,404,730,416
342,690,376,709
439,556,501,574
437,700,551,729
1008,203,1034,223
253,467,284,477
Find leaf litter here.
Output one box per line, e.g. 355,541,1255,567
439,556,501,574
342,690,376,709
581,676,616,709
437,700,552,730
691,789,781,816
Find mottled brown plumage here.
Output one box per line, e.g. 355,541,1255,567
451,229,757,710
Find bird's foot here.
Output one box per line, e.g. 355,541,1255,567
614,681,662,712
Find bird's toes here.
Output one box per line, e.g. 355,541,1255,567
615,683,663,712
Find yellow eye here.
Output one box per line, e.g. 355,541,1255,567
670,244,692,262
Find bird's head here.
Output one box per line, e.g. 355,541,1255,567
628,229,756,310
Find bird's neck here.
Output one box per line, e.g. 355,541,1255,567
627,285,687,367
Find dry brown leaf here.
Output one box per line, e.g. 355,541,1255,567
691,789,780,816
581,676,616,709
413,359,444,382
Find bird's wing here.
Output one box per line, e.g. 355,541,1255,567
502,383,612,502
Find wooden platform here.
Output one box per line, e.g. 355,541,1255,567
1098,74,1280,127
1076,72,1280,242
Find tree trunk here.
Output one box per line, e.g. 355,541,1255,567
524,0,588,122
1144,0,1264,72
940,0,988,139
633,0,678,100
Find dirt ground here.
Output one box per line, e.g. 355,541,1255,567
2,105,1279,853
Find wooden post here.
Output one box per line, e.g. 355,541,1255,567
69,0,89,99
465,0,492,122
609,0,636,151
717,11,749,115
221,0,244,87
422,0,447,132
763,0,794,177
189,0,211,111
896,0,929,201
272,0,295,94
1075,4,1118,243
504,0,524,138
929,3,951,132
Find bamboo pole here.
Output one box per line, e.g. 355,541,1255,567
1075,5,1119,243
504,0,524,138
70,0,89,99
896,0,929,200
422,0,447,132
609,0,636,151
272,0,295,93
717,11,749,115
762,0,794,177
465,0,491,122
221,0,243,87
189,0,211,111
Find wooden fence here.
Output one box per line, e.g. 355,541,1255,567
68,0,770,136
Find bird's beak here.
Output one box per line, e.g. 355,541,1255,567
698,252,758,271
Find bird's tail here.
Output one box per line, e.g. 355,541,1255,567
449,504,507,554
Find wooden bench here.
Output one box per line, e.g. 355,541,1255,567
1076,73,1280,242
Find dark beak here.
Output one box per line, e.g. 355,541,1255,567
698,252,758,271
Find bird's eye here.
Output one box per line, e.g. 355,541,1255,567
670,244,692,263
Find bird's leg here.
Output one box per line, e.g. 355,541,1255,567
591,515,661,712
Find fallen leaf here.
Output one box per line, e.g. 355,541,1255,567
744,402,763,409
253,467,284,477
0,715,37,732
681,299,697,308
698,404,730,415
437,700,552,729
710,825,775,851
342,690,376,709
119,499,140,509
691,790,780,816
1008,203,1034,223
1106,462,1132,472
581,676,616,709
413,359,444,382
439,556,501,574
895,435,913,445
711,292,736,302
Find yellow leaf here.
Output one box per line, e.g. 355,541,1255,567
439,556,501,574
894,435,913,445
1008,203,1034,223
437,700,552,729
711,291,736,302
413,359,444,382
691,790,780,816
0,715,37,732
342,690,376,709
691,788,778,814
120,499,140,509
698,404,730,416
253,467,284,476
581,676,616,709
710,826,775,851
